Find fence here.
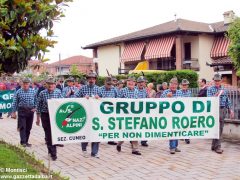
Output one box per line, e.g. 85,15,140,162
190,87,240,120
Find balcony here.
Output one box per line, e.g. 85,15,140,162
182,58,200,71
118,68,131,75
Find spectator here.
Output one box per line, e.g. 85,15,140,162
0,78,7,119
56,78,65,92
147,83,156,98
6,78,17,90
198,78,208,97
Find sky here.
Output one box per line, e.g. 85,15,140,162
45,0,240,63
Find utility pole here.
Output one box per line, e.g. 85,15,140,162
59,53,61,75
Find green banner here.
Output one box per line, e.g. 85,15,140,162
0,90,15,113
48,97,219,144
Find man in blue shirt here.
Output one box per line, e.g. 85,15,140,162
179,79,192,144
62,77,78,98
116,76,141,155
98,77,118,98
75,72,100,158
12,78,37,147
207,74,234,154
161,78,182,154
116,80,125,97
99,77,118,145
36,78,63,161
136,76,149,147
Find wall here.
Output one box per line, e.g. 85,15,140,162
223,120,240,140
198,35,215,81
97,44,124,76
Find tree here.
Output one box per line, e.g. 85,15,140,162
227,17,240,76
0,0,72,74
69,64,83,77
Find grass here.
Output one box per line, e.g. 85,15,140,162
0,140,69,180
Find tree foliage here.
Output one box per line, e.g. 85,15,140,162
69,64,83,77
0,0,72,74
227,17,240,75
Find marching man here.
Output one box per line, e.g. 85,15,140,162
179,79,192,144
160,78,183,154
36,78,63,161
116,76,141,155
74,72,100,158
98,77,118,145
207,74,234,154
12,78,36,147
136,76,149,147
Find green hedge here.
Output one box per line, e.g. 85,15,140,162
97,70,198,88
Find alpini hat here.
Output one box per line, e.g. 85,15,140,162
213,74,222,81
105,77,112,85
46,78,55,84
22,78,31,83
86,72,97,78
126,76,136,82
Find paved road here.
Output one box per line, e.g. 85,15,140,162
0,117,240,180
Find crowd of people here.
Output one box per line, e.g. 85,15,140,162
0,73,234,161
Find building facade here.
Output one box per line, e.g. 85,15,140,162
84,11,239,87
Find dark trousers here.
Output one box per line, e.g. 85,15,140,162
18,108,34,144
41,113,57,157
212,109,226,150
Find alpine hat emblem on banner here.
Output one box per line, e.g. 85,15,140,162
56,102,87,133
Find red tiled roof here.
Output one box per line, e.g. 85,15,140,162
84,19,228,49
49,55,93,66
212,57,232,65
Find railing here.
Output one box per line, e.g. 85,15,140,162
118,68,131,74
157,66,175,70
182,58,200,71
190,87,240,120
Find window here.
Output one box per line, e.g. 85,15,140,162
184,43,191,60
157,59,175,70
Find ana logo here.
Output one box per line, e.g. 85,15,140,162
56,102,87,133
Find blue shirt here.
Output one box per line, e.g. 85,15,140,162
207,86,231,109
160,89,183,98
37,88,63,113
62,86,78,98
98,86,118,98
118,87,139,99
180,89,192,97
75,84,99,97
12,88,37,112
136,87,148,98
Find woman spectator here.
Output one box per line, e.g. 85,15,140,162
147,83,156,98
